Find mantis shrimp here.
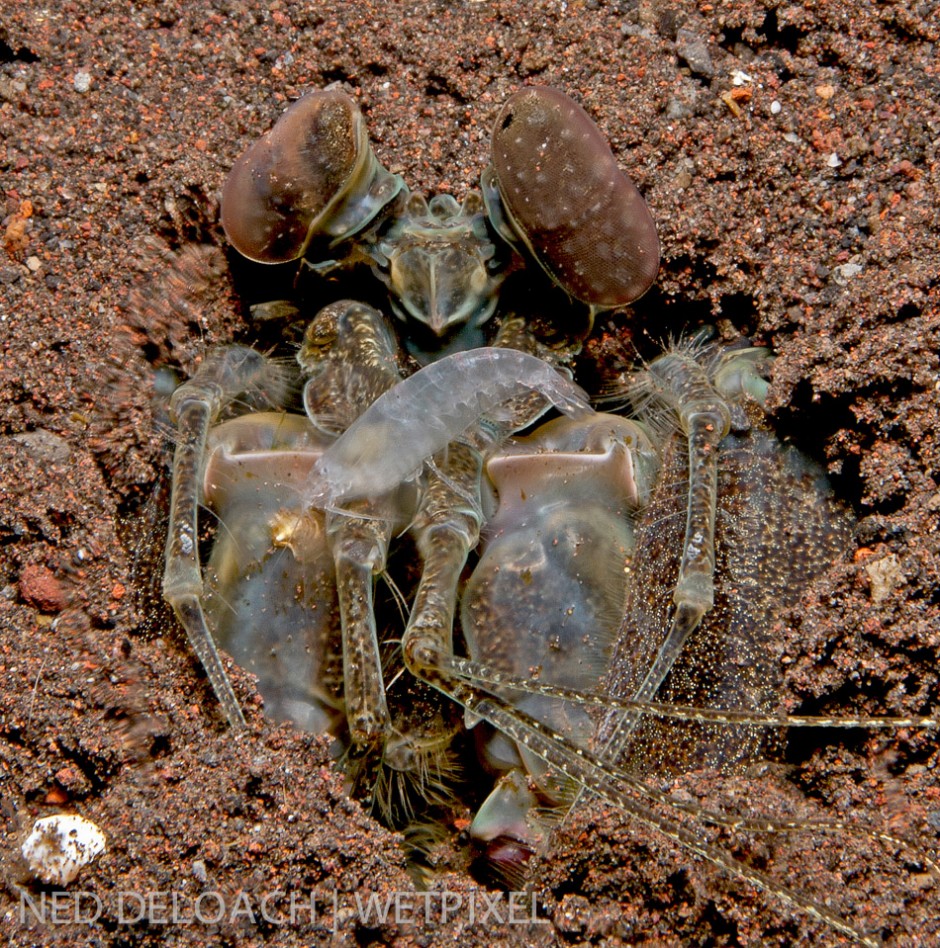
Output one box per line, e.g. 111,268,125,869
160,85,938,944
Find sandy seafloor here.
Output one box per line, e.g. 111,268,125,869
1,1,938,945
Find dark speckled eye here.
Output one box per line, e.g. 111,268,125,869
484,86,660,312
221,89,403,264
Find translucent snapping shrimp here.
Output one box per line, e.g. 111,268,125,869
305,347,593,508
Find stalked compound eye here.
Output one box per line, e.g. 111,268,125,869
483,86,660,315
221,89,404,264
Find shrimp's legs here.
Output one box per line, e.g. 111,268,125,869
163,346,290,729
401,321,577,695
298,301,411,750
329,500,400,747
599,346,773,764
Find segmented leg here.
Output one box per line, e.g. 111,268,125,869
400,320,580,694
329,499,401,748
597,345,774,763
595,347,857,777
297,301,411,750
402,439,489,682
163,345,290,729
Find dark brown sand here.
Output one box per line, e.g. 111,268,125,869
1,2,938,945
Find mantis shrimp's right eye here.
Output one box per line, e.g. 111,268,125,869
484,86,660,314
221,89,404,264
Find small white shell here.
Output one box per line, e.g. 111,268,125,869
21,814,106,885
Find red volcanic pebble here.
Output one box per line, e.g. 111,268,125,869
18,563,68,613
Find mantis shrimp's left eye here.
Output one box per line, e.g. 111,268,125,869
221,89,403,264
484,86,660,314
